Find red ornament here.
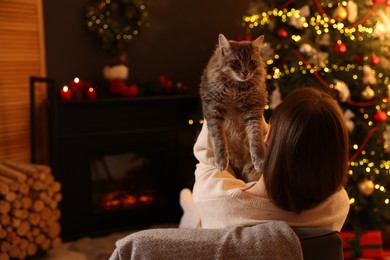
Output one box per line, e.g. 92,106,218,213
159,75,174,93
277,28,288,38
235,34,243,41
108,79,139,97
373,110,387,123
245,34,253,41
235,34,253,41
354,55,362,62
333,41,347,53
128,84,139,97
371,54,380,65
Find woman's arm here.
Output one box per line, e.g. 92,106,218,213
193,122,248,196
193,121,216,167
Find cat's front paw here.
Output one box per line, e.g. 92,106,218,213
251,145,265,172
252,156,264,172
215,151,229,171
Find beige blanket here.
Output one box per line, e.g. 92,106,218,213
109,221,303,260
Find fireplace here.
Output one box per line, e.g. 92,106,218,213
45,92,200,240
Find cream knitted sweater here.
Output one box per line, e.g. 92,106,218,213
192,123,350,232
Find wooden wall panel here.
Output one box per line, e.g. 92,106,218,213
0,0,46,162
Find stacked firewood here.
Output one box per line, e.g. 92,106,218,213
0,161,62,260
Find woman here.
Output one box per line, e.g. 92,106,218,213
180,87,350,231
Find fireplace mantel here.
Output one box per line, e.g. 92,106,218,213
48,94,200,240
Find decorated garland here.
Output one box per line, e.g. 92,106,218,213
86,0,148,55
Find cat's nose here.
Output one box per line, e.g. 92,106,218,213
242,71,248,77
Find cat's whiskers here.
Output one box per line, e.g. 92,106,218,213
231,72,253,82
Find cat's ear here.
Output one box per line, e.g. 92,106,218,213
252,35,264,50
218,34,230,55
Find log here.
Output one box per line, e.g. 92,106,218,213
32,200,45,212
11,209,27,220
0,164,27,183
0,215,10,226
25,232,33,243
19,239,28,251
12,200,22,209
0,201,11,214
0,161,62,259
38,220,46,230
5,231,17,244
40,238,51,251
18,249,26,259
0,176,18,192
51,209,61,221
10,236,20,246
18,183,29,195
48,200,58,209
3,161,48,188
35,234,45,245
26,243,37,256
51,182,61,193
40,207,52,221
29,213,41,226
3,161,38,177
32,180,44,191
54,192,62,202
34,164,51,175
0,176,13,184
47,222,61,239
4,192,16,202
0,183,9,195
0,229,7,239
21,197,32,209
11,218,21,229
0,241,10,253
8,246,19,259
39,192,47,201
31,227,40,237
26,178,34,186
0,252,9,260
16,221,30,237
43,173,54,186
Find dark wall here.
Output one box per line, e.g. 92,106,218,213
43,0,251,91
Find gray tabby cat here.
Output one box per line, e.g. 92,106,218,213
200,34,268,183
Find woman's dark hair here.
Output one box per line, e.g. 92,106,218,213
263,87,349,212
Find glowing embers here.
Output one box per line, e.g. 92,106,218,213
91,151,160,212
102,190,155,210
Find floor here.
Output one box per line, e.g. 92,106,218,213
29,230,135,260
30,224,177,260
31,243,87,260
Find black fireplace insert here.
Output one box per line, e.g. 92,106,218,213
35,83,200,240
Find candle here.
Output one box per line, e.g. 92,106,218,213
86,87,97,100
60,85,72,101
71,77,83,99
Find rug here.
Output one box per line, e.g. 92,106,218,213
68,224,178,260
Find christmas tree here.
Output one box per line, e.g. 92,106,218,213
242,0,390,233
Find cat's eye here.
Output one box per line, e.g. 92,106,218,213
248,60,257,66
231,60,240,66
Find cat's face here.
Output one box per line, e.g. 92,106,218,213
224,49,260,82
218,34,264,82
